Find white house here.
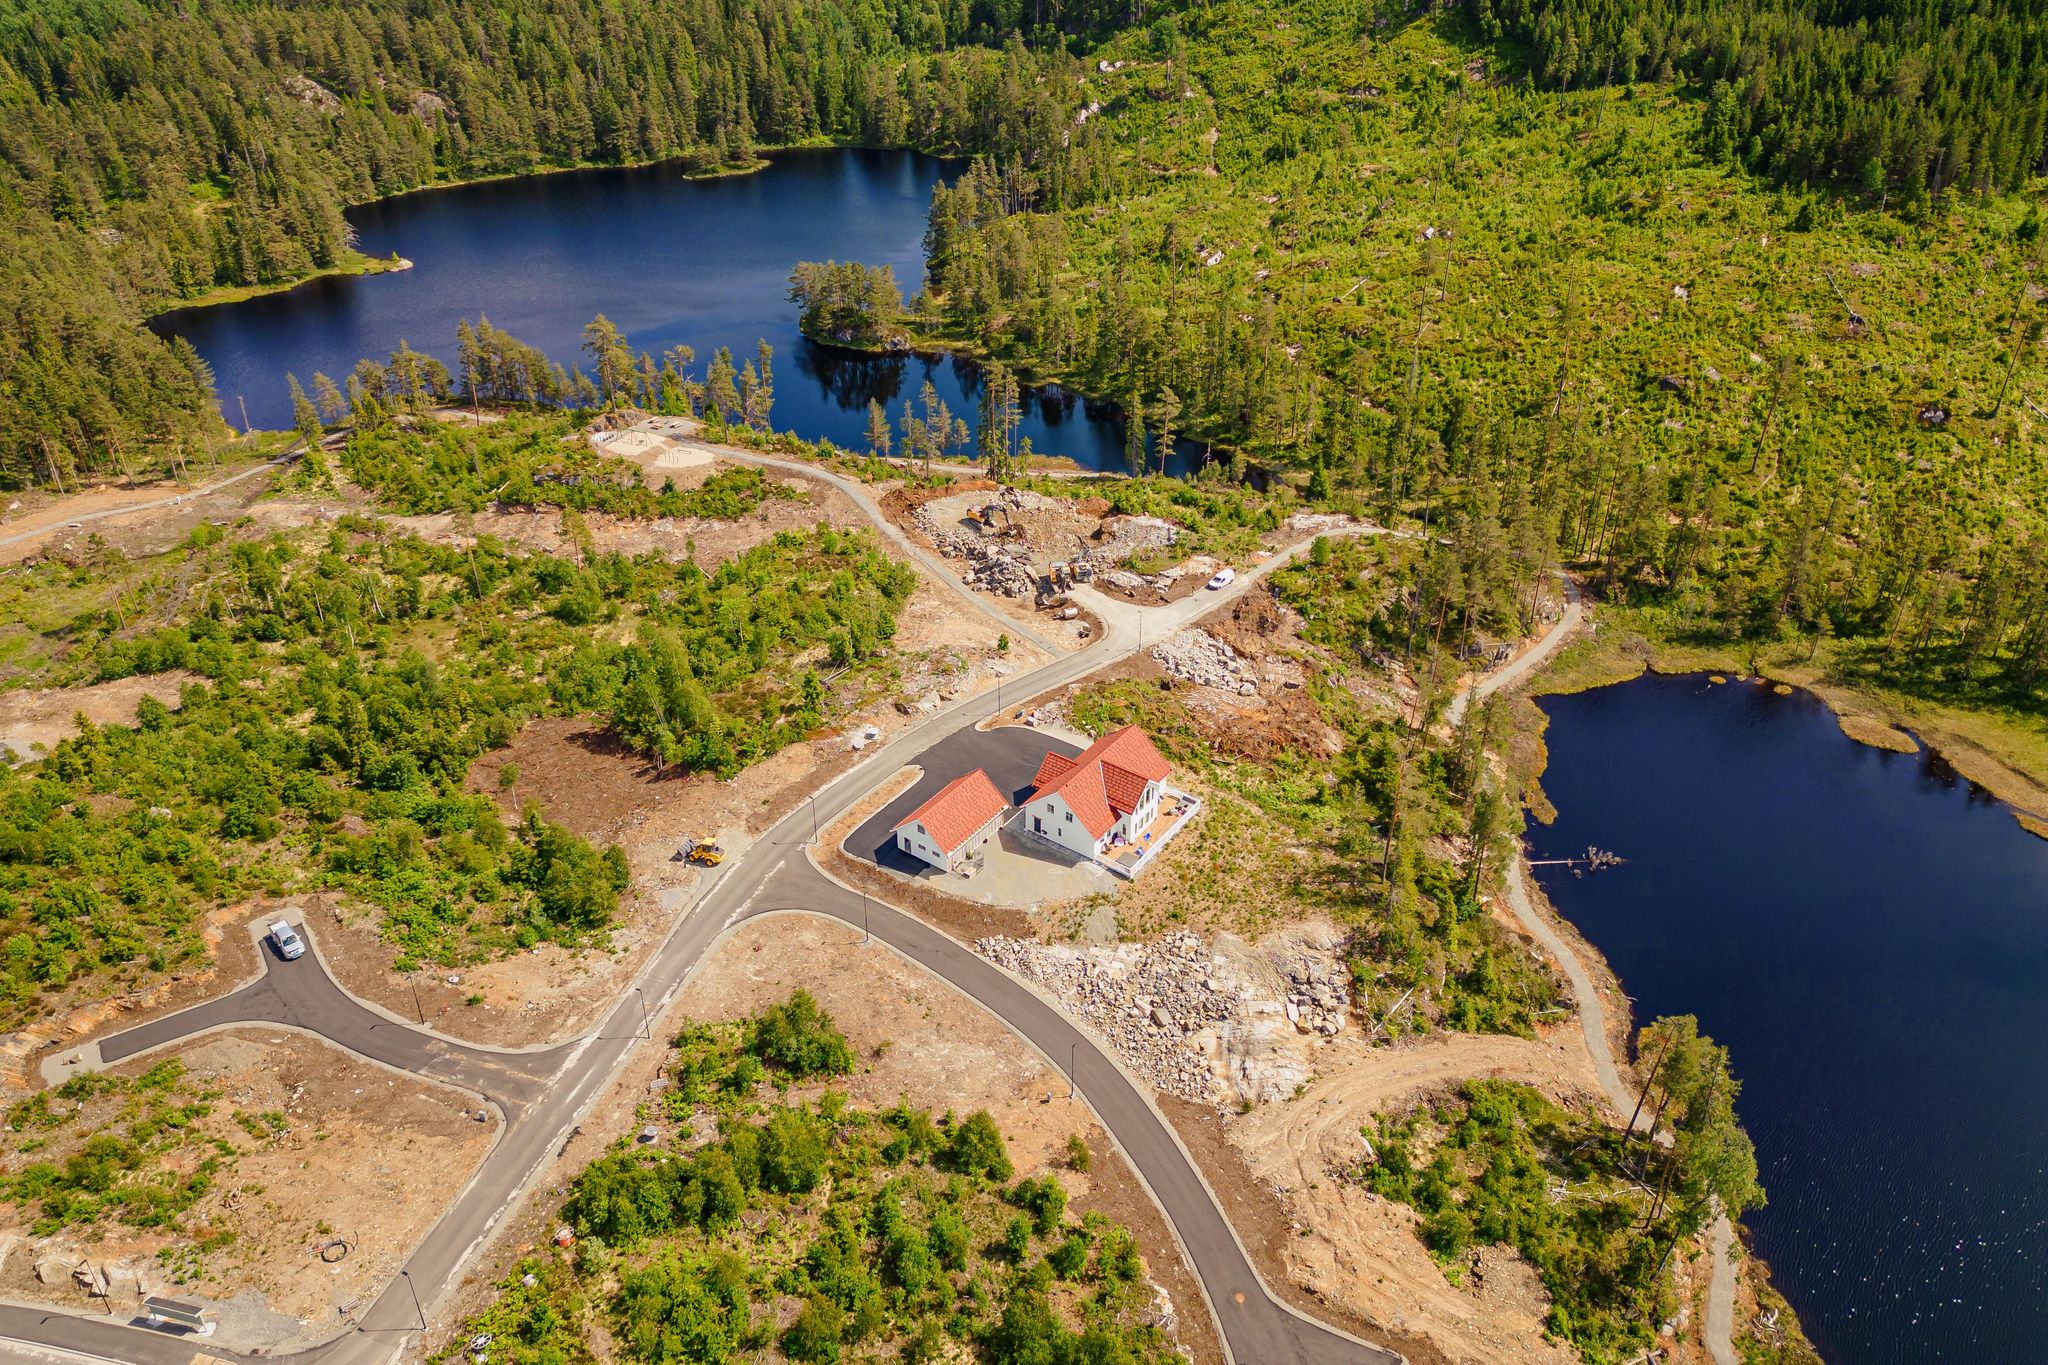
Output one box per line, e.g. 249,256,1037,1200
893,769,1008,873
1020,726,1171,862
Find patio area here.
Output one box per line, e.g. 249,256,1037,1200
909,825,1120,910
1099,787,1201,878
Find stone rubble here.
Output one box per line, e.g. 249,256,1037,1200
1283,511,1362,535
1150,628,1257,695
919,528,1038,598
1091,514,1178,562
957,542,1040,598
975,930,1352,1105
914,489,1182,601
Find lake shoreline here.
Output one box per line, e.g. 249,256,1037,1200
143,140,905,321
796,318,1265,483
156,150,1190,470
152,250,413,318
1505,620,1856,1363
1525,614,2048,837
1515,628,2048,1362
1509,822,1825,1364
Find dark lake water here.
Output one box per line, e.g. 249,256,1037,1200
153,148,1203,476
1532,673,2048,1365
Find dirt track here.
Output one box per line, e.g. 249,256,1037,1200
1225,1032,1603,1365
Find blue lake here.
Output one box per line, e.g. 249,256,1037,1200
1532,673,2048,1364
153,148,1205,476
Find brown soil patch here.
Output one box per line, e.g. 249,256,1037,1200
0,1028,495,1353
1836,712,1919,754
428,916,1225,1365
879,478,1002,528
1222,1030,1606,1365
4,466,287,567
0,671,197,764
1159,1094,1449,1365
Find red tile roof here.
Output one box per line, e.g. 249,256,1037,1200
1032,752,1077,788
1028,726,1170,840
894,768,1008,854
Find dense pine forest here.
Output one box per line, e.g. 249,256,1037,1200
6,0,2048,715
1486,0,2048,199
0,0,1109,484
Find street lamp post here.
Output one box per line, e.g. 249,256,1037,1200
635,986,650,1039
400,1269,426,1331
1068,1041,1077,1100
861,891,871,946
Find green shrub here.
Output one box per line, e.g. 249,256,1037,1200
747,989,855,1077
943,1110,1012,1182
783,1294,843,1364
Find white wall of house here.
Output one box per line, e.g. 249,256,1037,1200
1127,781,1160,833
1022,793,1105,860
896,821,950,871
895,815,1000,872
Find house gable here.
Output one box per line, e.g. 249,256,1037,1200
1027,726,1170,842
894,769,1008,855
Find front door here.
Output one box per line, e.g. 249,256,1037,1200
1033,816,1043,833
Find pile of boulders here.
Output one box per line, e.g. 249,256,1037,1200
977,930,1359,1106
1151,629,1257,695
979,930,1360,1106
1285,512,1359,535
977,932,1233,1103
1091,514,1178,562
921,531,1037,597
1279,950,1350,1036
960,543,1038,598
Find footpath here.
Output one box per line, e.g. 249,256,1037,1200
1468,581,1740,1365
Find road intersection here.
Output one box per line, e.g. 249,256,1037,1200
0,515,1402,1365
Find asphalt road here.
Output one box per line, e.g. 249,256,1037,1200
90,939,570,1116
845,724,1081,869
0,519,1398,1365
741,858,1400,1365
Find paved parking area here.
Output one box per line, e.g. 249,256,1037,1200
848,724,1120,909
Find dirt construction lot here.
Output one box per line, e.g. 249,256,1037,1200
0,1029,496,1354
1223,1029,1607,1365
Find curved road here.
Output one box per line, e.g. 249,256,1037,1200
81,933,571,1117
740,863,1396,1365
0,516,1391,1365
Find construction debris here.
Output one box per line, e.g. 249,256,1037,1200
975,930,1353,1105
1150,629,1258,695
910,486,1181,600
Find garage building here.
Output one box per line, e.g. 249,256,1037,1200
893,768,1009,872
